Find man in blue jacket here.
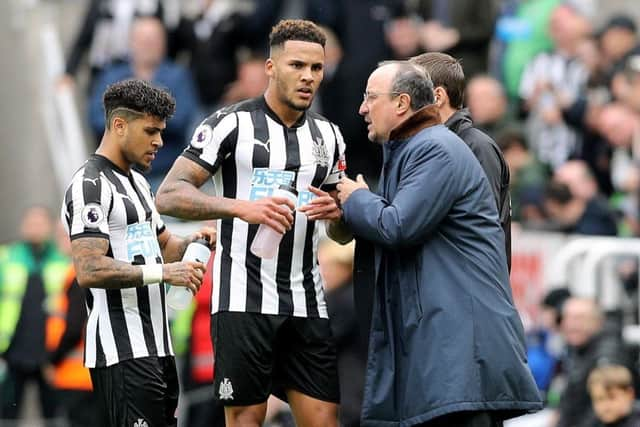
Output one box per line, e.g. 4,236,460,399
337,61,542,426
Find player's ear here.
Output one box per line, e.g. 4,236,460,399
265,58,275,78
113,116,127,136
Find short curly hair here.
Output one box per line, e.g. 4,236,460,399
103,79,176,129
269,19,326,49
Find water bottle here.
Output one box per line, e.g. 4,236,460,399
250,184,298,259
166,238,211,310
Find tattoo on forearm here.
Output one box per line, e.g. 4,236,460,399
72,238,142,289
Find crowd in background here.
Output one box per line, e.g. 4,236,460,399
3,0,640,425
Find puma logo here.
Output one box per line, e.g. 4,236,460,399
253,138,270,153
83,177,99,186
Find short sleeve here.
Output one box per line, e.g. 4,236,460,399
62,169,112,241
181,110,238,175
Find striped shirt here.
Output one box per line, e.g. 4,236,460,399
61,154,173,368
183,97,346,319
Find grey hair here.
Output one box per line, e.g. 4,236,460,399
379,60,435,110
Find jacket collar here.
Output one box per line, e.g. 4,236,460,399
388,104,441,142
444,108,473,134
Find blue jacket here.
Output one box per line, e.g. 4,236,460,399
342,106,542,426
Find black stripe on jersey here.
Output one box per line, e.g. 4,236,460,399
105,290,133,361
135,286,157,357
217,125,240,312
103,169,139,225
129,175,152,223
94,317,107,367
244,110,270,312
276,127,302,315
82,162,102,204
158,256,171,355
64,184,74,231
301,221,319,317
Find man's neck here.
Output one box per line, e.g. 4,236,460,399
438,104,457,124
96,137,131,173
263,87,304,128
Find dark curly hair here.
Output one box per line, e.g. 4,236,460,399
269,19,326,50
103,79,176,129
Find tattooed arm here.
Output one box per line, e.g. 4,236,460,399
156,157,295,233
71,237,144,289
71,237,206,292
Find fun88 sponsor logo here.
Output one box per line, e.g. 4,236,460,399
126,222,161,261
249,168,314,208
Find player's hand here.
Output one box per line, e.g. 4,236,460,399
190,225,216,249
162,261,206,294
237,197,295,234
298,186,342,221
337,175,369,205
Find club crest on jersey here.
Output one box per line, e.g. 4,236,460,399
133,419,148,427
81,203,105,228
312,137,330,167
191,124,213,149
219,378,234,400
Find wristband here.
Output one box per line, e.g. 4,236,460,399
141,264,163,285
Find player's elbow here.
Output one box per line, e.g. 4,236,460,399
75,271,97,288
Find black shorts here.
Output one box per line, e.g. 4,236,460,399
89,356,179,427
211,311,340,406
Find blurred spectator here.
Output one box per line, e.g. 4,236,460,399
406,0,497,77
221,54,269,106
587,364,640,427
617,55,640,114
598,15,640,86
519,2,592,170
0,206,69,425
173,0,256,109
554,297,634,427
596,103,640,235
466,74,513,139
61,0,181,91
384,16,422,60
88,16,199,189
497,129,549,223
319,239,365,427
562,34,615,198
544,161,618,235
526,288,571,398
498,0,560,100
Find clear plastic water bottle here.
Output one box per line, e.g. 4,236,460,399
250,184,298,259
166,238,211,310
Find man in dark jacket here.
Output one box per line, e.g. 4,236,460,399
410,52,512,271
337,61,541,426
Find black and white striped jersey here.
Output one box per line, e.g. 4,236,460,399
61,154,173,368
183,97,347,319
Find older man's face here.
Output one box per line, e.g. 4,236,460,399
359,65,401,144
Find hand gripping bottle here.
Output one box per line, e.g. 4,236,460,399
250,184,298,259
166,238,211,310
